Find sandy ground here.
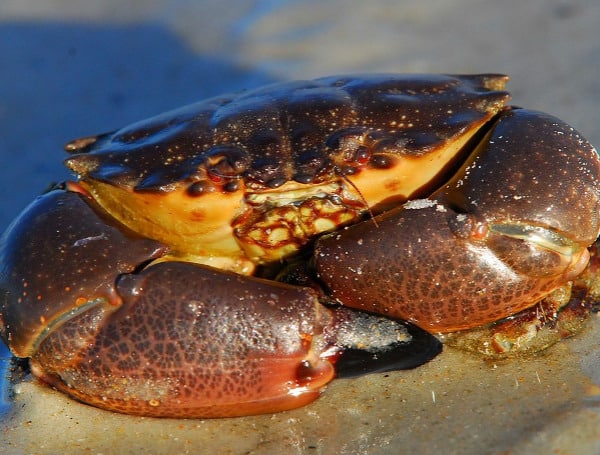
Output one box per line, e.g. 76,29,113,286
1,0,600,453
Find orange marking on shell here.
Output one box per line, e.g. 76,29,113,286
384,179,403,193
299,332,313,350
189,209,206,222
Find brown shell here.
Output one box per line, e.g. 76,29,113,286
64,74,510,192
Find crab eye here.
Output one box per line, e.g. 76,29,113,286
223,180,241,192
203,145,249,178
293,149,330,184
369,154,394,169
353,146,370,164
186,181,213,196
326,128,373,170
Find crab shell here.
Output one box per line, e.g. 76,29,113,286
62,74,514,271
1,73,599,418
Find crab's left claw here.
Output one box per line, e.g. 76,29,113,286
316,108,600,332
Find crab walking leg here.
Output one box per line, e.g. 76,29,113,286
315,108,600,333
0,189,441,418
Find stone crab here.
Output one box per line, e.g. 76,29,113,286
1,74,599,418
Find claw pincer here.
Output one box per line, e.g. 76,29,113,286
1,74,598,417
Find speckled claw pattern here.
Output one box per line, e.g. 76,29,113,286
0,74,599,418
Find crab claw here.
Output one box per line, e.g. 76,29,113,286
315,108,600,332
29,261,338,417
0,188,440,418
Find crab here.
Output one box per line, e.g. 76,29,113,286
1,74,599,418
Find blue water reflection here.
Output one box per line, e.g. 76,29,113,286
0,340,12,417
